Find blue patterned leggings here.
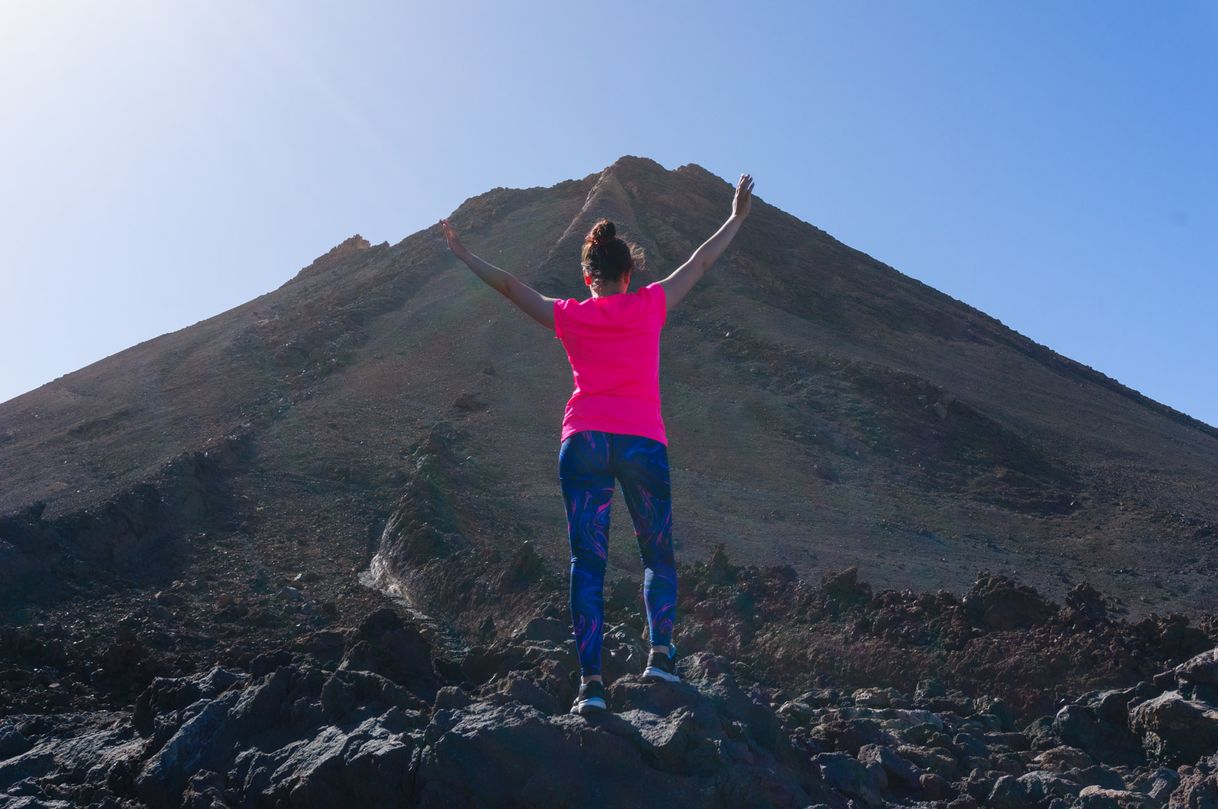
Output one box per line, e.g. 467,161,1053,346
559,430,678,677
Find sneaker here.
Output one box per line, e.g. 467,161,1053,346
641,643,681,683
569,679,607,715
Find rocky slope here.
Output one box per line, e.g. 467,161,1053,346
2,155,1216,617
2,560,1217,808
3,434,1217,805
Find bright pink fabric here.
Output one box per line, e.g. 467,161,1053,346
553,281,668,446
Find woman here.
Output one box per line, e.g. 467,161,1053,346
440,171,754,715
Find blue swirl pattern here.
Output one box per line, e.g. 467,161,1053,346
558,430,677,677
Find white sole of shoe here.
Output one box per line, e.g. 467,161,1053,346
641,666,681,683
570,697,606,714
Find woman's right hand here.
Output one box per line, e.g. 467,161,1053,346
732,173,754,219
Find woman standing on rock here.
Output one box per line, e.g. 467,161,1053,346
440,171,754,715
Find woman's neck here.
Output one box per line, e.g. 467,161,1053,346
589,282,629,298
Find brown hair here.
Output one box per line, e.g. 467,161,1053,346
581,219,644,284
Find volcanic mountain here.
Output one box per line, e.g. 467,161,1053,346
2,153,1216,627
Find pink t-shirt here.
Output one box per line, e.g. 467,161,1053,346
553,281,668,445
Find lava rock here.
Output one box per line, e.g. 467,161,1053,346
919,771,951,799
896,743,960,779
231,709,417,808
1126,766,1180,803
340,608,440,698
1168,753,1218,808
416,701,711,807
179,769,227,809
0,723,140,796
1077,785,1157,809
816,751,886,807
1052,701,1142,765
1017,770,1082,802
1071,764,1130,791
857,743,923,790
0,725,32,759
1034,745,1094,771
516,616,570,645
963,573,1056,630
820,566,873,614
1172,647,1218,705
135,666,293,808
1128,691,1218,766
988,773,1035,809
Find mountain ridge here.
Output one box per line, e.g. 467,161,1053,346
1,154,1215,620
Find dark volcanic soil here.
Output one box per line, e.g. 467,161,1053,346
3,422,1218,807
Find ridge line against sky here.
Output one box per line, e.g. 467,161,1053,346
1,1,1215,427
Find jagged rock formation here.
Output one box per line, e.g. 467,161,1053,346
2,597,1217,808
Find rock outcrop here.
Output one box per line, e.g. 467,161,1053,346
3,596,1218,808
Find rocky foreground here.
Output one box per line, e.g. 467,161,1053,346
3,589,1218,808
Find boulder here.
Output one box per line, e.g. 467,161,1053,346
415,698,785,808
1168,754,1218,809
231,709,417,808
857,743,922,790
809,717,899,756
896,743,960,779
1129,691,1218,766
1172,648,1218,705
0,725,32,760
1017,770,1082,801
815,751,886,807
179,769,227,809
1052,702,1142,765
1070,765,1131,791
1127,766,1180,804
820,566,873,612
1034,745,1094,772
136,666,298,807
919,771,951,799
340,608,440,697
988,773,1035,809
963,573,1056,630
1077,785,1158,809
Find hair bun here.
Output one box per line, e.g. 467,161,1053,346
580,218,638,282
588,220,616,248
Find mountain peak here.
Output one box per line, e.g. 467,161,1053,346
3,156,1218,626
604,154,667,173
598,154,726,186
597,155,673,184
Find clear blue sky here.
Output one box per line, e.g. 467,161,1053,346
2,1,1215,428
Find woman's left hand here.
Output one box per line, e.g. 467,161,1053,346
439,218,470,261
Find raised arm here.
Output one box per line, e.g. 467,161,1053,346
439,218,556,330
657,173,753,312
